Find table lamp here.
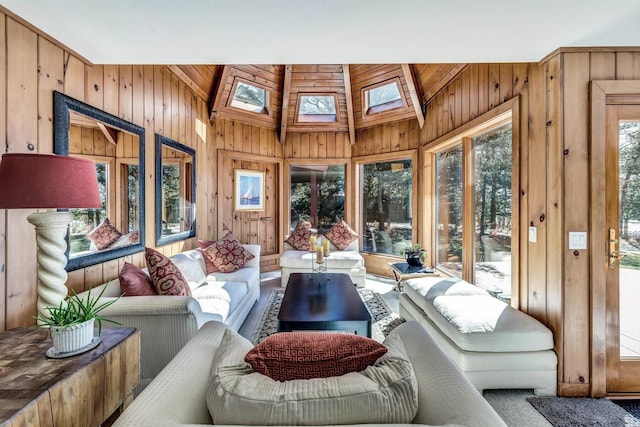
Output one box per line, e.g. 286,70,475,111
0,153,101,319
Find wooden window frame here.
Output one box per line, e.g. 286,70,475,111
361,77,406,117
227,77,271,117
295,93,339,124
423,98,520,302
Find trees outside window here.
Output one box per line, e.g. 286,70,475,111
290,165,345,234
361,159,413,255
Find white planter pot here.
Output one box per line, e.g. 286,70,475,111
51,318,95,353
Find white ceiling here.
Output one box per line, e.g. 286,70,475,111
2,0,640,64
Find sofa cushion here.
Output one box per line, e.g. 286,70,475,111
203,235,255,273
428,294,554,352
244,332,387,382
118,262,156,296
324,219,359,250
206,329,418,426
207,263,259,288
87,217,123,250
284,223,312,251
145,247,192,296
279,249,364,269
171,249,207,291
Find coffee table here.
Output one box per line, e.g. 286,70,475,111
278,272,372,337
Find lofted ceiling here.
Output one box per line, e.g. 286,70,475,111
168,63,466,143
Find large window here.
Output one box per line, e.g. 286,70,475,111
297,94,338,123
229,79,269,115
361,158,413,255
362,78,404,116
431,110,515,295
290,164,345,234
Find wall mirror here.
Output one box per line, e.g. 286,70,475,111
155,134,196,245
53,90,145,271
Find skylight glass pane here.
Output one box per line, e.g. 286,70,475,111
232,82,266,112
299,95,336,115
368,82,401,108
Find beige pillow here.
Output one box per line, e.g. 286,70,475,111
206,329,418,426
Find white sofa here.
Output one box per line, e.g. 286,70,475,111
77,245,260,391
279,239,366,287
113,320,507,427
399,276,557,396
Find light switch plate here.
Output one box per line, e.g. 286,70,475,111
529,226,537,243
569,231,587,250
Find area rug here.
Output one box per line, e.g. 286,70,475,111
250,288,404,345
527,396,640,427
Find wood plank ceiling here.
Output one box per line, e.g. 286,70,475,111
169,63,467,144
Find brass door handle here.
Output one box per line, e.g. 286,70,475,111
609,228,619,269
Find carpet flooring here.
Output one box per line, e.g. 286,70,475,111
527,396,640,427
249,287,404,345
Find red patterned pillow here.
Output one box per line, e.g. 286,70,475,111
284,223,312,251
87,218,123,250
144,247,191,296
198,239,218,274
118,262,156,296
244,332,387,382
325,219,359,250
203,236,255,273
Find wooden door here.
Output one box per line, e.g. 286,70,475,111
605,104,640,393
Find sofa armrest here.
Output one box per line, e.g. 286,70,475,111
242,244,261,269
392,321,507,427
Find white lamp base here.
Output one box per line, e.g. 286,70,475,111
27,211,73,318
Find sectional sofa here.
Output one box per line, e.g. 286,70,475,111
77,244,260,391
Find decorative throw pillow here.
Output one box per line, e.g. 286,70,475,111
324,219,359,250
245,332,387,382
198,239,218,274
86,218,123,250
144,247,191,296
118,262,156,296
207,329,418,426
203,236,255,273
284,223,312,251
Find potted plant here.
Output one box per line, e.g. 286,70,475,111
35,286,121,354
400,243,427,267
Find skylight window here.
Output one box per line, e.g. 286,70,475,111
296,94,338,123
230,80,268,114
363,78,404,116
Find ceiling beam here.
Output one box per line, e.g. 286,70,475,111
209,65,232,122
401,64,425,129
280,65,292,145
342,64,356,145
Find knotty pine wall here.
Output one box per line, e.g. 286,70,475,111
420,52,640,397
0,13,217,330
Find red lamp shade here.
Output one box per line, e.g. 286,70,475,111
0,153,102,209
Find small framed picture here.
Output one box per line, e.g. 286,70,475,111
234,169,265,211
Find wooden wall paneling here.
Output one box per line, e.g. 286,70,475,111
37,38,64,154
119,65,132,122
468,64,479,121
500,63,513,104
453,76,462,128
153,66,164,136
132,65,144,130
615,52,640,79
460,66,471,124
143,65,155,248
85,64,104,109
5,17,38,328
527,63,548,318
0,12,6,330
544,54,565,390
160,67,172,139
103,65,119,117
170,74,179,142
478,64,489,117
488,63,500,110
562,52,592,393
63,54,85,102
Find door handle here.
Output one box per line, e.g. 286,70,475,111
608,228,628,269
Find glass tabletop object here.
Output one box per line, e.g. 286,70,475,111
391,262,435,275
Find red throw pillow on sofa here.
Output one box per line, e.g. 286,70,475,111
87,218,123,250
198,239,218,274
244,332,387,382
144,247,191,296
284,223,312,251
203,237,254,273
324,219,359,250
119,262,156,296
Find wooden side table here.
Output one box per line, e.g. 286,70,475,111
0,327,140,427
389,262,441,292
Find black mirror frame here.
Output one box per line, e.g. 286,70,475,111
53,90,146,271
155,134,196,246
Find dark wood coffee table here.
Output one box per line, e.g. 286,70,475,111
278,273,372,337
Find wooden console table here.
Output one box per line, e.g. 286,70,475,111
0,327,140,427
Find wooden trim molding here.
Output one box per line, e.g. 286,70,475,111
343,64,356,145
401,64,425,129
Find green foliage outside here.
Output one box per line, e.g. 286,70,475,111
619,122,640,270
